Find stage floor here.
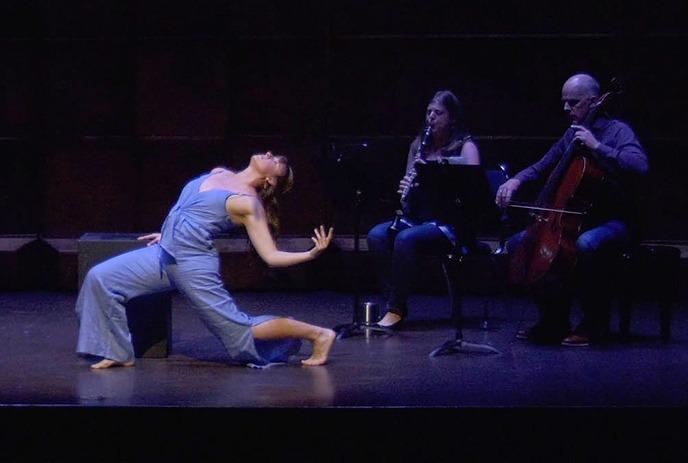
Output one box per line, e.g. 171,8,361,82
1,289,687,408
1,289,687,460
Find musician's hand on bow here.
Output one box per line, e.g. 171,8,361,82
495,179,521,207
571,125,601,151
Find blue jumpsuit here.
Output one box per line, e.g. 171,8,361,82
76,172,301,366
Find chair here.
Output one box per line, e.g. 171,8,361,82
617,244,681,342
430,164,510,357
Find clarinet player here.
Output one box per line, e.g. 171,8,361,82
366,90,481,329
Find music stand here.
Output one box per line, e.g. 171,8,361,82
324,141,393,339
414,162,501,357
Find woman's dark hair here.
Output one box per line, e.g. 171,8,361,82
411,89,470,154
257,154,294,235
430,89,466,135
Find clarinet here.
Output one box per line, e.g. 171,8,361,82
389,125,433,232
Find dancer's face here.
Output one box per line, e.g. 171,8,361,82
252,151,288,178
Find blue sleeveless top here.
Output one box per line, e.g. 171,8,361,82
159,172,242,259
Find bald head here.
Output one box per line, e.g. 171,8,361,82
561,74,601,123
562,74,600,98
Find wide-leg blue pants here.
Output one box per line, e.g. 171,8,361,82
76,245,300,366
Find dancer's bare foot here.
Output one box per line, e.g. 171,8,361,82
377,312,402,327
90,359,135,369
301,328,336,366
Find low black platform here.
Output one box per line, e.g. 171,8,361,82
78,233,172,358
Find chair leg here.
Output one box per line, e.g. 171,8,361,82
618,297,632,340
481,299,490,330
659,248,680,343
659,300,672,343
617,250,634,340
481,254,504,331
442,255,464,340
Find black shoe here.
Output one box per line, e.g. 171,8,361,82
516,323,568,344
561,322,609,347
376,313,406,331
561,332,590,347
515,328,529,340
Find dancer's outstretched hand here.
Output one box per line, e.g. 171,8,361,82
137,232,162,246
309,225,334,257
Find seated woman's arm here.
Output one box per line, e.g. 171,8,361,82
460,140,480,165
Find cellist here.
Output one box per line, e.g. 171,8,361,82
495,73,649,346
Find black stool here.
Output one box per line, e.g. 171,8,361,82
618,244,681,342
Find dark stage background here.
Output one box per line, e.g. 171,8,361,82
1,1,686,289
1,3,687,456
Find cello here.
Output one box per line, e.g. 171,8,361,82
508,87,618,287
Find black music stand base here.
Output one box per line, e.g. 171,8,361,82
429,334,501,357
431,247,501,358
334,322,393,340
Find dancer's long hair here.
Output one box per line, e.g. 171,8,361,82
257,154,294,236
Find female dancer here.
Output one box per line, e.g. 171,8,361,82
76,151,335,368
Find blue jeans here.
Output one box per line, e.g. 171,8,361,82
507,219,631,333
366,220,453,317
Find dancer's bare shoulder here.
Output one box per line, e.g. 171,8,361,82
210,166,229,174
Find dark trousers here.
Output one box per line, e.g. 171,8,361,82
507,219,631,335
366,220,453,316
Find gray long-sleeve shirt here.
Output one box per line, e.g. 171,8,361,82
513,116,649,228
